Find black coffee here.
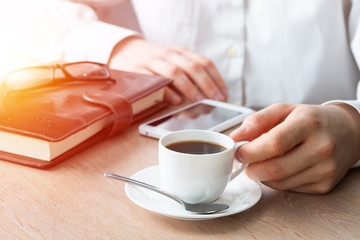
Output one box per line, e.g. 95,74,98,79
166,141,226,154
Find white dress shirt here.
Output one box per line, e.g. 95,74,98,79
1,0,360,111
0,0,359,166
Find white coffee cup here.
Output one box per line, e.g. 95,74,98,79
158,129,248,204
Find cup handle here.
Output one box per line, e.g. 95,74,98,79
229,141,249,181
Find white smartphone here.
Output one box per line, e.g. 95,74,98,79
138,99,254,139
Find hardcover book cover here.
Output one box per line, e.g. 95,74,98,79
0,69,172,168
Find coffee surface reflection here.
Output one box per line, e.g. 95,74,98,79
166,141,226,154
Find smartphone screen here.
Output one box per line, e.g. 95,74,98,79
148,103,244,131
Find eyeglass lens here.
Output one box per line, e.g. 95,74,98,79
5,67,52,91
4,62,111,91
64,62,110,80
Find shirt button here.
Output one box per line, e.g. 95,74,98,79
226,47,238,57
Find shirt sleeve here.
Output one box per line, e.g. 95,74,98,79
328,2,360,115
322,1,360,167
320,3,360,168
349,0,360,70
0,0,139,65
346,2,360,168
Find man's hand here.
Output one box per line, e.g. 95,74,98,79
230,103,360,194
109,36,228,105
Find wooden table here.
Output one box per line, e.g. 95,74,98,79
0,105,359,240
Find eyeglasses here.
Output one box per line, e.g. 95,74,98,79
1,61,112,94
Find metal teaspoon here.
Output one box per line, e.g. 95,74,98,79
104,172,229,214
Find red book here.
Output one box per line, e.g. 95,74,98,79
0,69,172,168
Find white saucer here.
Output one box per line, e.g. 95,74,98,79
125,165,262,220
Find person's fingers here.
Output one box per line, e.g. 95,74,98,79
262,160,345,194
164,87,182,105
131,67,183,105
231,103,360,194
174,46,228,98
109,39,229,103
289,180,341,194
143,57,206,102
230,103,295,142
130,67,182,105
247,137,347,194
127,67,154,76
234,105,313,164
259,168,319,192
162,49,226,101
245,141,317,182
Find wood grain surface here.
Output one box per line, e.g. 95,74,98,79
0,105,359,240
